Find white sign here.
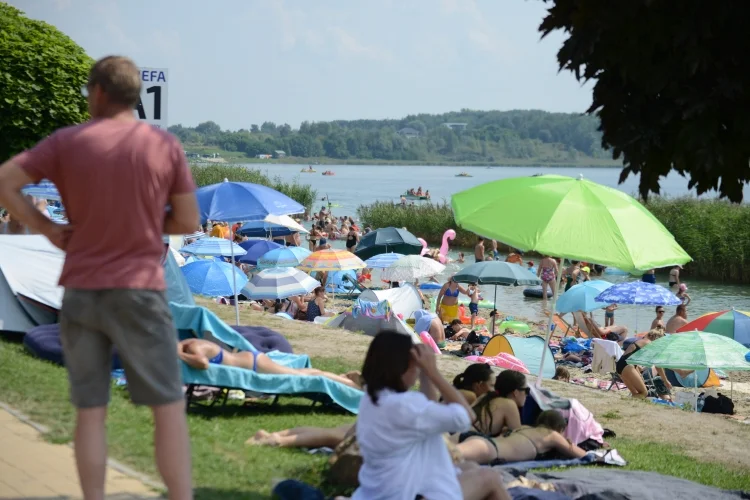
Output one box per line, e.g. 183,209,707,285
135,67,168,129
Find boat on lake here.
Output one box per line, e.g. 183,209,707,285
401,192,430,200
456,172,472,177
301,166,317,173
322,171,335,176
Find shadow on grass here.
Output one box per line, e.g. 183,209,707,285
188,399,351,420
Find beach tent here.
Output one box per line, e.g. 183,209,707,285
482,335,556,379
0,235,193,335
664,368,721,388
324,270,361,295
325,303,421,343
359,284,423,320
0,236,64,334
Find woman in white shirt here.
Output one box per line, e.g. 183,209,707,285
354,331,510,500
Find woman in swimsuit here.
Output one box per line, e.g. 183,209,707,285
668,265,681,288
436,277,467,324
536,256,559,301
582,315,628,342
177,338,361,389
616,328,671,398
306,286,329,322
467,370,528,438
457,410,588,464
308,226,322,251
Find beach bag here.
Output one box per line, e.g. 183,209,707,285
327,432,462,488
702,393,735,415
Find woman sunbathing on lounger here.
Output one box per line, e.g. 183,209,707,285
582,316,628,342
457,410,588,464
177,339,362,389
616,328,672,399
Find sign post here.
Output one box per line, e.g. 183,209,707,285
135,68,168,129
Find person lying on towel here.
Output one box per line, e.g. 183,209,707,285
456,409,588,464
177,339,362,390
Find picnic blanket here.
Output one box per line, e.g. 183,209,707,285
497,469,750,500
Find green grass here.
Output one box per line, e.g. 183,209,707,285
0,339,354,498
2,338,749,496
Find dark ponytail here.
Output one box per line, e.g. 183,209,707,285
453,363,492,391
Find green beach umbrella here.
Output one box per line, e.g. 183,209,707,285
451,174,691,272
626,331,750,372
451,174,691,385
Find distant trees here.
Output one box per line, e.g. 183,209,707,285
0,3,92,159
170,109,612,163
540,0,750,201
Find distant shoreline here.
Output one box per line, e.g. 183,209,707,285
189,156,623,169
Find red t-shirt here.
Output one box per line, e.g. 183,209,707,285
14,119,196,290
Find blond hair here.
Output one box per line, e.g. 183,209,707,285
646,328,666,341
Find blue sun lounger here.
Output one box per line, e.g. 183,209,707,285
170,303,363,414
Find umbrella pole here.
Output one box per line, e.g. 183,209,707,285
694,373,698,413
492,285,498,336
536,260,563,386
231,243,240,325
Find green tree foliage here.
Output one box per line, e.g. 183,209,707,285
540,0,750,202
0,3,92,159
169,109,612,164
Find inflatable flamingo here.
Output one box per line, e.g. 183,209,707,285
437,229,456,264
418,237,429,256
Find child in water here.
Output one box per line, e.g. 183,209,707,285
604,303,617,327
456,252,465,263
467,282,481,330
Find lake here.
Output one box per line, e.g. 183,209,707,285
246,163,750,217
247,163,750,326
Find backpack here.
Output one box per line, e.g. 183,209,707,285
702,393,735,415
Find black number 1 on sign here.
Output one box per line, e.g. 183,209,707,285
135,85,162,121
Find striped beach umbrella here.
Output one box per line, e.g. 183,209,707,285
22,179,61,201
181,237,247,257
243,267,321,300
257,246,312,269
678,309,750,347
298,248,366,272
364,253,404,269
381,255,445,282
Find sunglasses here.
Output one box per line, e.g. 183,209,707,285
519,387,530,394
657,310,665,313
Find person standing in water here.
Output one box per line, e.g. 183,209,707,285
0,56,196,500
467,282,481,330
474,236,485,263
537,256,559,301
491,240,499,260
669,265,682,289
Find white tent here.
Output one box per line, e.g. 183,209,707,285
359,283,423,321
0,235,64,333
325,306,422,343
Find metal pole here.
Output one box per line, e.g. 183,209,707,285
230,240,240,325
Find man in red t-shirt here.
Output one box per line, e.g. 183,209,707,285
0,56,197,500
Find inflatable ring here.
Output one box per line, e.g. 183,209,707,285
420,331,441,354
523,287,544,299
460,316,487,325
458,298,495,309
498,321,530,333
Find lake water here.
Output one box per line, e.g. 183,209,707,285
248,163,750,327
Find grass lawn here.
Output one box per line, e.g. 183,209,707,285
2,336,749,497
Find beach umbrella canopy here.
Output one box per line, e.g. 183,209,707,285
22,179,61,201
238,214,308,238
677,309,750,347
626,331,750,371
299,248,366,272
354,227,423,260
381,255,446,282
594,281,681,306
257,246,312,269
181,260,248,297
237,240,284,265
364,252,405,269
181,237,247,257
453,261,541,286
196,180,304,223
243,267,320,300
451,174,691,272
556,280,615,313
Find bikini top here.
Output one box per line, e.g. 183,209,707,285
445,286,460,297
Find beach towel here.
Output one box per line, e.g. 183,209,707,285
352,299,391,319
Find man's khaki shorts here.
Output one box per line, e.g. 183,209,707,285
59,289,183,408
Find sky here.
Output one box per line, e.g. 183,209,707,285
13,0,593,130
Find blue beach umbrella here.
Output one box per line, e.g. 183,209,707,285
243,267,320,300
181,260,249,297
22,179,61,201
257,247,312,269
556,280,615,313
196,180,305,224
181,237,247,257
595,281,681,306
238,240,284,265
364,253,405,269
238,220,295,238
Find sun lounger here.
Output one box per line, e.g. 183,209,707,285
169,303,364,414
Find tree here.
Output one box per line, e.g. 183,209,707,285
261,121,277,134
251,124,259,133
0,3,92,159
540,0,750,202
195,120,221,136
278,123,292,137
